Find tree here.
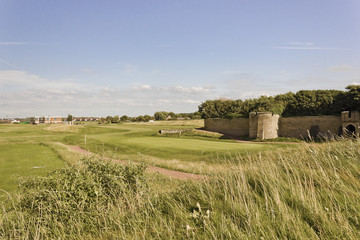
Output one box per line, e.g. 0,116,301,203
113,115,120,123
168,112,176,118
67,114,73,122
137,116,146,122
105,116,113,123
154,111,167,120
345,85,360,111
98,117,106,124
143,115,151,122
120,115,129,122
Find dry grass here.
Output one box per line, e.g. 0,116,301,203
45,142,84,166
43,124,83,133
1,139,360,239
126,119,204,128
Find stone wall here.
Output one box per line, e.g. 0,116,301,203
279,116,342,138
249,112,279,139
342,111,360,136
159,129,191,134
204,118,249,136
204,114,344,140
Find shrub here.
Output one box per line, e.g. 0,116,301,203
0,156,146,239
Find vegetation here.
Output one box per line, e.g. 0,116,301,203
62,123,288,174
43,124,83,133
198,85,360,118
96,111,201,124
1,139,360,239
0,143,65,195
0,121,289,193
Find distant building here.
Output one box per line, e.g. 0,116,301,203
44,116,63,124
27,116,62,124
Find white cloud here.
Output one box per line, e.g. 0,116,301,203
81,68,93,73
0,70,87,90
273,42,349,50
122,64,139,73
329,65,353,71
131,84,214,95
287,41,314,46
182,99,199,104
273,46,349,50
132,84,152,91
0,42,27,45
0,71,212,117
171,85,213,94
222,70,244,75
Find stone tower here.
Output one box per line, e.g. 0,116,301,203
249,112,279,140
341,111,360,137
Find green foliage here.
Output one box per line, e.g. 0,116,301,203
67,114,73,122
2,140,360,239
1,156,146,239
282,90,346,116
345,85,360,111
198,86,357,118
136,115,146,122
112,115,120,123
120,115,129,122
154,111,168,120
143,115,152,122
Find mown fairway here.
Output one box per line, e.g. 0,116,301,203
0,121,292,192
0,144,65,194
64,121,290,162
1,122,360,239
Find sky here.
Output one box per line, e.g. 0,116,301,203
0,0,359,118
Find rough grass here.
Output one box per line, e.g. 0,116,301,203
1,139,359,239
127,119,204,128
43,124,83,133
0,122,292,174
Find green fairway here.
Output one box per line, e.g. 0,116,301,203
62,123,290,164
0,143,65,194
0,121,294,190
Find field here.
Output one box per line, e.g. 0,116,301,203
1,121,359,239
0,121,289,193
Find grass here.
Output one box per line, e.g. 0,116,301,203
0,143,65,195
43,124,83,133
1,139,359,239
0,121,295,193
62,122,292,173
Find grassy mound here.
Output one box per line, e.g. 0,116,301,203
1,140,359,239
43,124,83,133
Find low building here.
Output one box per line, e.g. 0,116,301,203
44,116,63,124
27,116,63,124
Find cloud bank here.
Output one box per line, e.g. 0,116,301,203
0,70,215,117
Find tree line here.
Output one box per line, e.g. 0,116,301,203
97,111,201,124
198,85,360,119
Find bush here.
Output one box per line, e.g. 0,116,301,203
0,156,146,239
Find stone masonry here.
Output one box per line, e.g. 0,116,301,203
204,111,360,140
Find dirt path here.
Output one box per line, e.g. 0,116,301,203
68,145,205,181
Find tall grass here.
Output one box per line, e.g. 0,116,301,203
1,139,360,239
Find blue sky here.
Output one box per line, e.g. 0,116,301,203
0,0,359,117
